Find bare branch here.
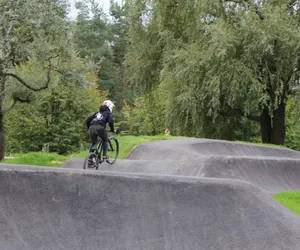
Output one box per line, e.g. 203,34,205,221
220,107,260,121
4,70,51,91
224,0,243,3
2,97,30,114
50,66,64,74
246,114,261,122
47,54,60,61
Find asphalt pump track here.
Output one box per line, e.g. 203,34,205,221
1,139,300,249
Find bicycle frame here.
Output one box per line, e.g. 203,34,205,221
95,139,104,164
84,135,119,169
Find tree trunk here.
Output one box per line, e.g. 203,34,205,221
271,100,286,145
0,67,5,160
0,112,5,160
260,105,272,144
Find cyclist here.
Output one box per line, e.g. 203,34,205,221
86,100,115,162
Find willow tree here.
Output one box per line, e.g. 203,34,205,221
195,0,300,145
126,0,300,144
201,0,300,144
0,0,71,159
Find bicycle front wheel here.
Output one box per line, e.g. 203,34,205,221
106,136,119,165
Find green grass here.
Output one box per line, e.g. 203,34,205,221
3,152,68,167
273,192,300,215
3,135,182,167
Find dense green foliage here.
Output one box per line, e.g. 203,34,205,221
119,90,165,135
5,75,103,154
2,0,300,156
2,0,108,155
125,0,300,146
0,0,75,159
73,0,130,108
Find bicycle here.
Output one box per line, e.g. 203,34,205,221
83,134,119,170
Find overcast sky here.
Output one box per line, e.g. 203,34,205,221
68,0,123,20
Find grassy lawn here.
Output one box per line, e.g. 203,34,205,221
273,192,300,215
3,152,68,167
2,135,182,167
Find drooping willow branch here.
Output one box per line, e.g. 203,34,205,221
220,106,260,122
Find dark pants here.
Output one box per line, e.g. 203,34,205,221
88,125,108,156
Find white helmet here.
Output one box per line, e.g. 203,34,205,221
103,100,115,112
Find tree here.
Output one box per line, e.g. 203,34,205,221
73,0,117,98
0,0,72,159
119,89,166,135
5,58,106,154
73,0,132,129
74,0,131,104
109,0,132,105
125,0,300,145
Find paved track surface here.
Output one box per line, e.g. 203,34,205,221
1,139,300,249
64,139,300,193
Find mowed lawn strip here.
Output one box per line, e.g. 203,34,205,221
273,192,300,215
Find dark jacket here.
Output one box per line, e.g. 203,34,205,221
86,105,115,132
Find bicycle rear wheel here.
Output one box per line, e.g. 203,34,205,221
106,136,119,165
83,153,97,169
